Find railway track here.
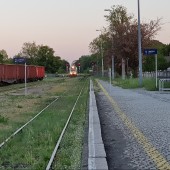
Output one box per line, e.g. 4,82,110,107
0,77,88,169
46,86,84,170
0,97,60,148
0,78,68,148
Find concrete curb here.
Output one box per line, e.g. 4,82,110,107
88,80,108,170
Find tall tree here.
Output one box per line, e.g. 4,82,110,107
90,5,161,76
89,31,112,71
17,42,70,73
0,49,8,63
19,42,39,65
36,45,61,73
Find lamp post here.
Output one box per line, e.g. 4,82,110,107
96,29,104,77
138,0,143,87
104,9,115,80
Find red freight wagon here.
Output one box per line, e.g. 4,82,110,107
0,64,4,82
0,64,45,84
3,64,18,83
36,66,45,80
16,65,25,82
27,65,37,81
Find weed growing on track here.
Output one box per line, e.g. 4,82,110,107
0,77,89,169
53,80,89,169
0,78,67,141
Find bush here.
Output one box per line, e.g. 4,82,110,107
0,115,8,124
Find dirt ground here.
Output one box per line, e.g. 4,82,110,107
9,86,46,96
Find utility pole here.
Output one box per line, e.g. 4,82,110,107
96,29,104,77
101,40,104,77
104,9,115,80
138,0,143,86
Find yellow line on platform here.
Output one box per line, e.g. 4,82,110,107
96,80,170,170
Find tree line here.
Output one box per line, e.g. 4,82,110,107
0,42,69,74
77,5,170,76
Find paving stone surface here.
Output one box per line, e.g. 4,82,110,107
95,80,170,169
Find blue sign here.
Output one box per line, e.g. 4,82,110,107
143,49,157,55
13,57,26,64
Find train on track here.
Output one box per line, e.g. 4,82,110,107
69,64,78,77
0,64,45,84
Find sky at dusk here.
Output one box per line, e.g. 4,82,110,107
0,0,170,63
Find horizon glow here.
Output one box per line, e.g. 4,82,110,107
0,0,170,63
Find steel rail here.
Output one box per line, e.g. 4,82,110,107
46,86,84,170
0,97,59,149
0,79,70,149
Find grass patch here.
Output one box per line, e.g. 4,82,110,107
0,78,68,140
0,77,89,169
112,78,157,91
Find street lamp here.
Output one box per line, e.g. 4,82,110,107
138,0,143,87
104,9,115,80
96,29,104,77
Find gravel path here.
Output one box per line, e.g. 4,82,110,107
95,80,170,170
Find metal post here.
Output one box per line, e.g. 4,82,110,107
25,62,27,95
101,40,104,77
138,0,143,86
155,54,158,88
127,58,129,77
112,55,114,79
122,58,125,80
97,55,99,76
109,68,111,93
